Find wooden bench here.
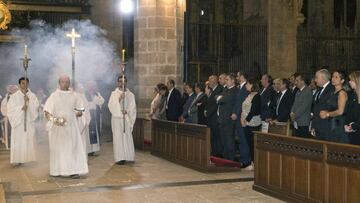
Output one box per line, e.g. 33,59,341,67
132,118,152,150
151,119,241,172
253,132,360,203
268,121,290,136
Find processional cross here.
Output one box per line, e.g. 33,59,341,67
66,28,81,89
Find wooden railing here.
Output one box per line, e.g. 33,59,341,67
151,119,213,172
253,132,360,203
132,118,151,150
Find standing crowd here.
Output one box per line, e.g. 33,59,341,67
149,69,360,169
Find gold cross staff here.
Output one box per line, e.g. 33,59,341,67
66,28,81,48
66,28,81,89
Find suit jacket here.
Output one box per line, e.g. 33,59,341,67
291,86,313,126
291,86,299,102
260,86,276,120
312,83,335,136
205,85,223,127
182,93,196,123
232,83,249,117
189,92,207,125
274,89,293,122
166,88,183,121
218,86,238,124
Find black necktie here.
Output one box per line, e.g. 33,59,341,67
315,87,323,101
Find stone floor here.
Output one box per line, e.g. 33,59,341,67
0,136,283,203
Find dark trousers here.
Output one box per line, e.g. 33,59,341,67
294,126,309,138
220,121,235,161
349,132,360,145
236,121,251,165
244,125,261,162
210,125,222,156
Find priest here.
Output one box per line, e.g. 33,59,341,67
7,78,39,165
108,75,136,165
44,75,88,178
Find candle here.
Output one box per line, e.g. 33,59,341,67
24,45,28,57
122,49,125,62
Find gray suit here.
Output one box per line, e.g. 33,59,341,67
188,93,206,124
291,86,313,137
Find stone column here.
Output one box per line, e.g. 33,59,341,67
134,0,185,116
267,0,303,78
90,0,123,48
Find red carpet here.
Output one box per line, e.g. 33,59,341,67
210,156,241,168
144,139,152,147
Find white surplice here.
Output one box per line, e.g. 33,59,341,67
77,92,91,157
7,89,39,164
108,88,136,162
44,89,88,176
87,93,104,153
1,94,11,149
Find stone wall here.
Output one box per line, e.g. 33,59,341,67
134,0,185,117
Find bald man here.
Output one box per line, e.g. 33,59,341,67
205,75,224,156
44,75,88,178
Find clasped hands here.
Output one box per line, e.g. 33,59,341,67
22,95,30,111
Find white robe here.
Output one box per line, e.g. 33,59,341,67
77,93,91,157
108,88,136,162
1,94,10,149
44,89,88,176
87,93,104,153
7,90,39,164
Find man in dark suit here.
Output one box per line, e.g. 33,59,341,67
273,78,293,122
260,74,276,121
312,69,334,140
166,79,183,122
231,71,250,165
290,73,313,137
205,75,223,156
289,73,300,100
180,83,196,123
189,83,207,125
218,74,237,161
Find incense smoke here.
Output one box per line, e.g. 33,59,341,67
0,19,120,95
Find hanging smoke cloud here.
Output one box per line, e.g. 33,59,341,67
0,19,120,94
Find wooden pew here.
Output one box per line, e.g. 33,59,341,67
132,118,151,150
268,121,290,136
253,132,360,203
151,119,240,172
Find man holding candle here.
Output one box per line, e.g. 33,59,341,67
108,75,137,165
7,77,39,166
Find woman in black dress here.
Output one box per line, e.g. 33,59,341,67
319,71,348,143
345,71,360,145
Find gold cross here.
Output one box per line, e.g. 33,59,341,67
66,28,81,48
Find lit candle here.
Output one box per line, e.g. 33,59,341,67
24,45,28,57
122,49,125,62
